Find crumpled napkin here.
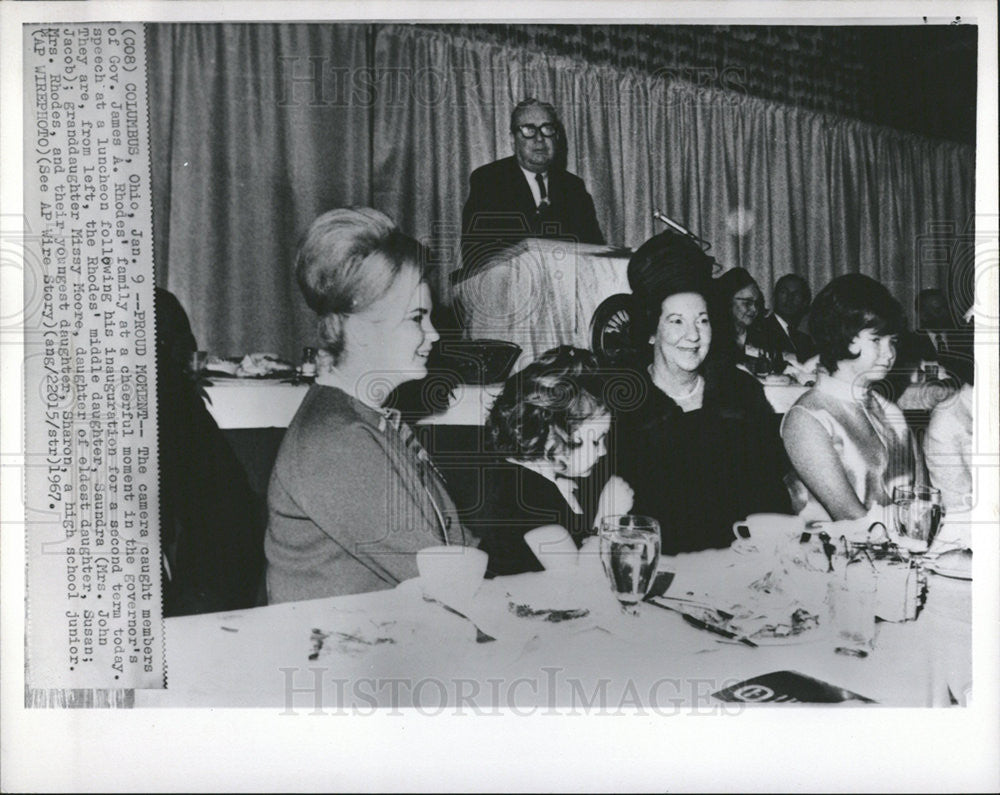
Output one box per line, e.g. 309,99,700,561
237,352,294,377
784,354,820,385
663,550,831,642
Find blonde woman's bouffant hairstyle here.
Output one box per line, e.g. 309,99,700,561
296,207,428,363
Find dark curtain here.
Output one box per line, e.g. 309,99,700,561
146,23,975,360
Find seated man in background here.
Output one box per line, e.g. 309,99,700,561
760,273,815,362
896,287,974,386
460,98,605,276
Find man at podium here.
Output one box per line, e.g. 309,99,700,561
460,98,605,276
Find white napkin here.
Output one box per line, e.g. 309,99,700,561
523,525,579,572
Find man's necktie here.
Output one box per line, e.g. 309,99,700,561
535,173,549,209
936,332,949,352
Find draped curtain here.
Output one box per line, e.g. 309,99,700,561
423,24,870,120
147,24,373,358
146,23,974,360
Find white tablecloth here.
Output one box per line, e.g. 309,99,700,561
204,380,811,430
203,382,501,430
203,382,310,429
139,548,970,709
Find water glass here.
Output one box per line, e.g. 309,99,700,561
598,515,660,615
892,485,943,555
828,557,878,658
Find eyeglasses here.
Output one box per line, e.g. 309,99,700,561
515,123,558,139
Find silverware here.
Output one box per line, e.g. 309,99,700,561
422,596,496,643
646,598,758,648
681,614,760,648
650,594,736,620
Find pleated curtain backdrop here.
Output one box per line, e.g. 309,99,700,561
146,23,974,361
146,24,374,359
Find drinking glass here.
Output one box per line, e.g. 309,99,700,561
751,349,771,377
892,485,943,555
598,515,660,615
828,556,878,658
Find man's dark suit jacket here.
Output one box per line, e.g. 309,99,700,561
896,328,974,385
758,312,816,361
460,156,605,273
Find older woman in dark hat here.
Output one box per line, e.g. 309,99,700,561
613,232,791,553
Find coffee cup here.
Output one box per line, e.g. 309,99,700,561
416,545,488,609
732,513,806,552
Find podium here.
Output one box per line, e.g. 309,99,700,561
453,238,631,371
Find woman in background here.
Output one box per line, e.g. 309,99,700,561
615,232,791,553
468,346,632,577
265,208,467,603
781,274,926,521
714,266,767,363
925,380,973,550
926,381,974,516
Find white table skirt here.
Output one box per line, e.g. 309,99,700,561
139,548,970,709
203,382,310,429
204,380,814,430
203,382,501,430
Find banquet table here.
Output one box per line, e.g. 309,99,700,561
203,382,310,429
138,547,970,710
203,382,502,430
204,379,814,430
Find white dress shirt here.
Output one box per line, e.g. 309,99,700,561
773,312,791,338
519,165,549,208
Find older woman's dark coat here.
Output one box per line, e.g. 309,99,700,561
613,359,792,554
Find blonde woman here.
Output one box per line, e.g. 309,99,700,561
265,208,468,603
